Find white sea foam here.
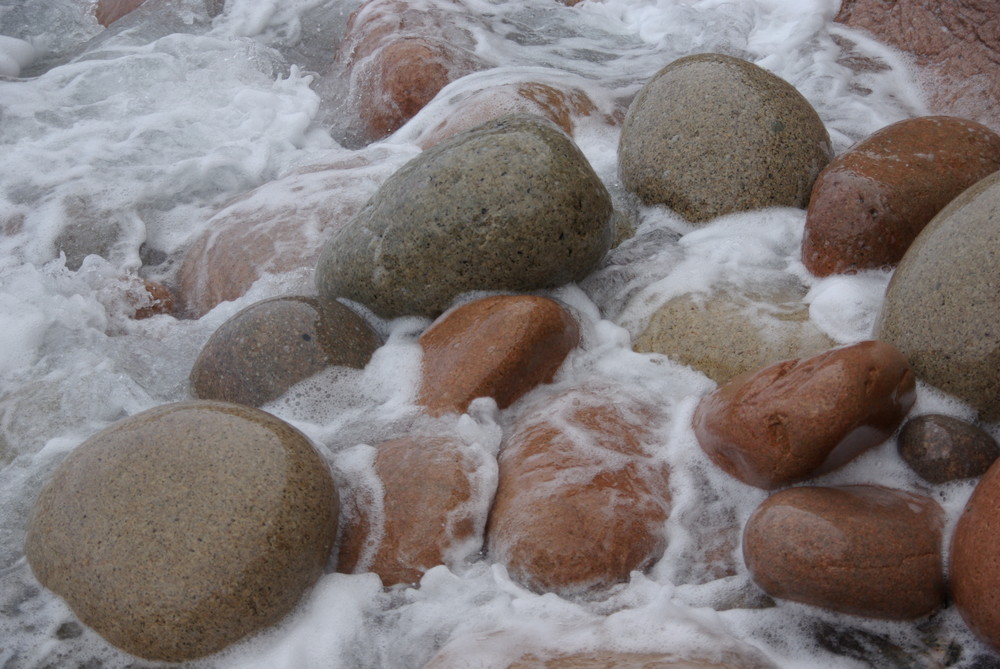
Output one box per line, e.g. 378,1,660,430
0,0,994,667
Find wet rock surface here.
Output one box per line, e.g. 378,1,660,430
618,53,832,222
898,414,1000,484
486,385,671,595
418,295,580,415
190,296,381,408
802,116,1000,276
23,401,339,662
743,485,945,620
692,341,916,489
315,114,614,318
876,170,1000,421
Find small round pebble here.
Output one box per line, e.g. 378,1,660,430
898,414,999,483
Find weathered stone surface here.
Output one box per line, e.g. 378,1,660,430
618,53,832,222
418,295,579,415
190,296,380,408
692,341,916,490
178,156,385,318
835,0,1000,132
952,457,1000,651
898,414,1000,484
633,282,834,384
316,114,614,318
486,385,671,595
743,485,945,620
24,401,338,662
802,116,1000,276
875,170,1000,420
337,436,490,586
337,0,487,143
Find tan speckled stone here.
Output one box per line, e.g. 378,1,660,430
190,296,381,408
619,53,832,222
24,401,338,662
875,169,1000,420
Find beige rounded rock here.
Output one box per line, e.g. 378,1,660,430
24,401,338,662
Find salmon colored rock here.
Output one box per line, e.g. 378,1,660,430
802,116,1000,276
486,386,671,595
743,485,945,620
337,0,487,142
692,340,916,490
418,295,580,415
950,458,1000,651
337,436,487,586
96,0,146,25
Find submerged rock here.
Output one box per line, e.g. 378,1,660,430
744,485,945,620
692,341,915,489
875,170,1000,420
618,53,832,222
486,385,671,595
24,401,338,662
898,414,1000,484
316,114,614,318
190,296,381,408
802,116,1000,276
418,295,580,415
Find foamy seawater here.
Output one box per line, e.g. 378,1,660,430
0,0,995,667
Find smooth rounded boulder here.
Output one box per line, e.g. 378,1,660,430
692,341,915,489
618,53,832,222
875,169,1000,420
898,414,999,484
744,485,945,619
316,114,614,318
24,401,338,662
802,116,1000,276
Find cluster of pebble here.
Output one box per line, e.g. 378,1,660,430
22,0,1000,666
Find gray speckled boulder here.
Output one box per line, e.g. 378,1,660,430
619,53,832,222
315,114,614,318
190,296,381,407
876,170,1000,420
24,401,338,662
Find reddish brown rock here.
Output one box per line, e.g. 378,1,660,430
485,385,671,595
692,340,916,490
898,414,1000,483
337,436,487,586
96,0,146,25
418,295,580,416
743,485,945,620
802,116,1000,276
337,0,488,143
836,0,1000,132
134,279,175,319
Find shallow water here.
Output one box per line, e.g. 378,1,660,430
0,0,996,667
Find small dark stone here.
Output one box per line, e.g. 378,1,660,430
899,414,1000,483
55,621,83,640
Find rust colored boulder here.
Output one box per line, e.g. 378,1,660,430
836,0,1000,132
802,116,1000,276
486,385,671,595
898,414,1000,484
337,436,492,586
337,0,488,142
692,340,916,490
743,485,945,620
418,295,579,415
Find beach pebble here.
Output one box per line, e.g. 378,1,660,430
743,485,945,620
951,457,1000,651
486,385,671,595
876,170,1000,420
633,281,833,384
618,53,832,222
418,295,579,415
316,114,614,318
692,340,915,489
23,401,338,662
337,0,486,142
802,116,1000,276
190,296,380,408
337,436,489,586
898,414,1000,484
